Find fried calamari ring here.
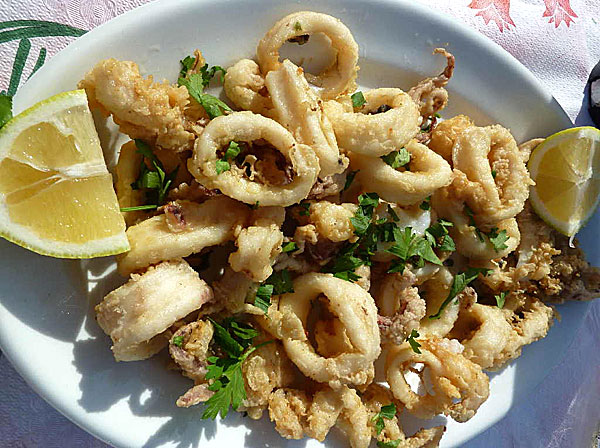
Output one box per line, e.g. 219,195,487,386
257,11,359,99
431,186,521,260
351,140,452,205
278,273,380,387
419,268,463,338
452,125,533,224
324,88,420,156
428,114,474,163
448,303,516,371
223,59,273,116
308,201,358,242
386,338,489,422
266,59,348,177
188,111,319,206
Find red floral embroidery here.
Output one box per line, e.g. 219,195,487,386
542,0,578,27
468,0,515,32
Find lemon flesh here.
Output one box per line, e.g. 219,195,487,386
528,126,600,237
0,90,129,258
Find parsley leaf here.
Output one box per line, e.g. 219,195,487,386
380,148,410,169
131,139,178,205
179,55,195,79
265,269,294,295
294,21,303,31
299,202,310,216
487,227,509,252
429,267,491,319
372,403,396,435
208,318,244,358
216,159,231,174
420,196,431,210
0,93,12,129
351,91,366,108
254,284,273,313
350,193,379,236
387,205,400,222
343,170,359,191
406,329,422,354
178,73,232,119
377,440,400,448
387,226,442,269
491,169,497,179
281,242,298,253
495,291,508,309
425,219,455,252
172,335,184,347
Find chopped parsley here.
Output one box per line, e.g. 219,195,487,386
202,318,269,420
294,21,302,31
252,269,295,314
216,141,241,174
495,291,508,309
250,201,260,210
343,170,359,191
178,57,230,119
281,241,298,253
172,335,184,347
406,329,422,354
464,205,485,243
298,202,311,216
491,169,497,179
487,227,509,252
377,440,401,448
254,284,274,313
425,219,455,252
350,193,379,236
351,91,366,108
0,93,12,129
429,267,491,319
420,196,431,210
386,226,442,274
131,139,178,206
380,148,410,169
372,403,396,435
387,205,400,222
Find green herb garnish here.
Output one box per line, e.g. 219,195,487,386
495,291,508,309
172,335,184,347
120,204,159,212
351,91,366,108
372,403,396,435
429,267,491,319
343,170,359,191
281,242,298,253
380,148,410,169
131,139,178,205
487,227,509,252
406,329,422,354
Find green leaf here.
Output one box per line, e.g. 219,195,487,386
429,267,490,319
351,91,366,108
350,208,371,236
229,321,259,341
208,318,244,358
491,169,497,179
216,159,231,174
172,335,184,347
0,93,12,129
299,202,310,216
179,55,195,79
179,73,232,119
372,404,396,435
294,21,303,31
254,284,274,313
377,440,401,448
406,329,422,354
413,237,442,265
380,147,410,169
387,204,400,222
333,271,361,282
281,242,298,253
438,234,456,252
265,269,294,295
343,170,359,191
224,141,241,160
495,291,508,309
487,227,509,252
387,259,406,274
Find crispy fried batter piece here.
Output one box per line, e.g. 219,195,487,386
79,58,197,151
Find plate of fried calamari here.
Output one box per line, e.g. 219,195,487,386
1,0,599,447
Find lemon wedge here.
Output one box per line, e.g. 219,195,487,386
528,126,600,237
0,89,129,258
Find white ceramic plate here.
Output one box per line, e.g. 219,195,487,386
1,0,597,447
